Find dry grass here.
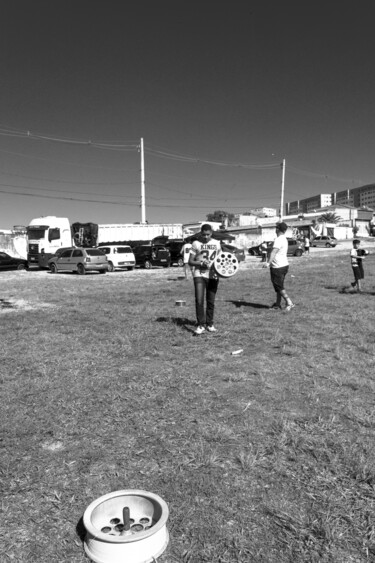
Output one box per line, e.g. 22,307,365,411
1,245,375,562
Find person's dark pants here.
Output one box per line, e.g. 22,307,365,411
194,277,219,326
270,266,289,294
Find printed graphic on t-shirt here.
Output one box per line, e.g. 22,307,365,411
191,239,221,278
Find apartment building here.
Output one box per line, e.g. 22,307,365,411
286,184,375,215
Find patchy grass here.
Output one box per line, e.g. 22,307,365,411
1,249,375,562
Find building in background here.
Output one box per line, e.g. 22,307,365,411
286,194,333,215
286,184,375,216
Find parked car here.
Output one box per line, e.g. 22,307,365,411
165,239,185,266
287,239,304,256
248,242,273,256
133,244,171,269
248,239,304,258
48,247,108,274
311,235,337,248
98,245,136,272
221,243,246,262
0,251,28,270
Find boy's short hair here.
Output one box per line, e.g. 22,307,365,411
201,223,213,232
276,222,288,233
353,239,361,245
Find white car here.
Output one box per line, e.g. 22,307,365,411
98,245,136,272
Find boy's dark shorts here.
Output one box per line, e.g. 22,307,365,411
352,264,364,281
270,266,289,292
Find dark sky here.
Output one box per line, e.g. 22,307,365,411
0,0,374,227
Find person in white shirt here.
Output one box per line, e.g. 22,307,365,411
189,224,222,335
265,222,295,311
181,240,193,279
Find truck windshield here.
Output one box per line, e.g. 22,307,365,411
27,228,47,240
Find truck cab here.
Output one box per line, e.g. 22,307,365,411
26,217,72,268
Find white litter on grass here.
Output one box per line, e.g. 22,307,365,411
231,349,243,355
0,298,57,313
41,440,64,451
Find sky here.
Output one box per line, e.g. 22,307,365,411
0,0,374,229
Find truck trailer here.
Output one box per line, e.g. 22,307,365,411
26,216,183,268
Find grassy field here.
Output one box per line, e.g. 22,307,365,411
1,244,375,562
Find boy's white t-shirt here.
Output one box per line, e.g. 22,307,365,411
190,238,222,279
270,234,289,268
182,243,192,264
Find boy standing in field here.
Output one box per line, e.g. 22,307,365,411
304,234,310,254
265,221,295,311
189,224,222,335
350,239,368,292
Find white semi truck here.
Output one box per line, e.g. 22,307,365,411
26,216,183,268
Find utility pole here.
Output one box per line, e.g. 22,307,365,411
280,158,286,220
140,137,146,223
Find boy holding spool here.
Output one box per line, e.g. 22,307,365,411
189,224,222,335
350,239,368,293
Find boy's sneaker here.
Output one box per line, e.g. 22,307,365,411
285,303,295,311
194,325,206,335
270,303,281,310
351,282,356,288
206,325,217,332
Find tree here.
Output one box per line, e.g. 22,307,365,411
206,210,236,225
318,212,342,224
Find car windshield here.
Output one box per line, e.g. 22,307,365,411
86,249,105,256
117,247,132,254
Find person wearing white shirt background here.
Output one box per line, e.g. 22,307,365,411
265,222,295,311
181,240,193,279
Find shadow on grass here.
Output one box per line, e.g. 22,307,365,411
76,515,86,542
335,286,375,295
167,276,187,281
227,299,269,309
156,316,196,332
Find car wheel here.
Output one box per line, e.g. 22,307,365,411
77,263,86,275
50,263,58,274
177,258,184,267
325,243,331,248
17,263,26,270
107,261,114,272
144,260,152,269
295,249,303,257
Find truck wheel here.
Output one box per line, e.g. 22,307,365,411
177,258,184,267
295,249,303,257
77,264,86,275
107,261,114,272
144,260,152,269
17,263,26,270
50,263,58,274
